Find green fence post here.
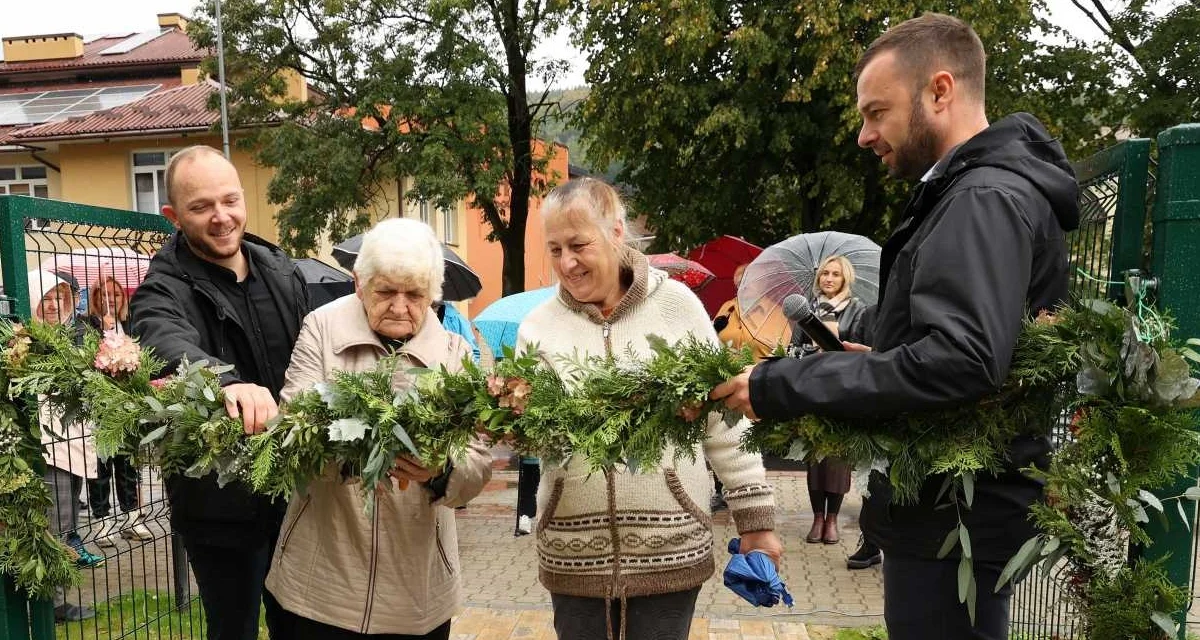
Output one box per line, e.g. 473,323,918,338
0,197,30,320
1147,124,1200,638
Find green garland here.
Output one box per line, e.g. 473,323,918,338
4,295,1198,634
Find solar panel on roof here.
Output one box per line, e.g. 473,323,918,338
0,84,158,126
98,30,167,56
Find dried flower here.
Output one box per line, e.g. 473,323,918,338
5,324,31,366
486,374,507,397
1036,309,1061,325
677,400,704,422
93,330,142,376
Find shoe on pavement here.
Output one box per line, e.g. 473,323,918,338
93,518,120,548
846,539,883,570
515,515,533,536
54,603,96,621
120,509,155,541
74,547,106,569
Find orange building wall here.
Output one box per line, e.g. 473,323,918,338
465,142,567,318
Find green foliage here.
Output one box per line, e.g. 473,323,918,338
1049,1,1200,139
573,0,1119,252
190,0,573,295
1085,559,1189,640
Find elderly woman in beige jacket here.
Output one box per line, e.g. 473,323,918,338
265,219,491,640
516,178,783,640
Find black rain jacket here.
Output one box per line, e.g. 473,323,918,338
750,113,1080,561
130,232,310,547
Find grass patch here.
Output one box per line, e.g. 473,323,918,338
55,589,269,639
835,627,888,640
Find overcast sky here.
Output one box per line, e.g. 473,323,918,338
2,0,1114,89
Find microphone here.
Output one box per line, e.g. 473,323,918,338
783,294,844,352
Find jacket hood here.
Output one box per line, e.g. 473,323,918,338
935,113,1080,232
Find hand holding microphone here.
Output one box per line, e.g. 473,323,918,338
783,294,844,352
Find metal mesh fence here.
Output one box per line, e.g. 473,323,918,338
1,197,205,639
1007,140,1155,639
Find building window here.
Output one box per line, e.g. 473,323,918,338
441,203,458,245
0,165,49,198
131,150,174,214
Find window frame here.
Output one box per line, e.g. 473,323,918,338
129,149,176,215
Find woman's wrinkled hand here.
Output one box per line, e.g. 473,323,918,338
388,454,435,490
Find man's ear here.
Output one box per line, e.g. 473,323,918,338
161,204,181,229
930,70,954,111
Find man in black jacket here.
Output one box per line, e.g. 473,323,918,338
713,13,1079,639
130,146,310,640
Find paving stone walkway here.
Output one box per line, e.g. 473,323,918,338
447,469,885,638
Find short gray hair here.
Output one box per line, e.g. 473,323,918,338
541,177,628,242
354,218,444,302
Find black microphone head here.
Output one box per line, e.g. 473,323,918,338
782,294,812,321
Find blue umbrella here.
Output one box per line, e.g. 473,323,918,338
723,538,793,608
473,286,557,357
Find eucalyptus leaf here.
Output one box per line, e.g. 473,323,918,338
203,386,216,403
1150,611,1177,637
1126,498,1150,523
139,425,169,446
1138,489,1163,512
1179,500,1192,531
962,472,975,509
957,555,971,603
995,536,1043,592
392,424,418,456
1106,472,1121,496
1185,486,1200,501
937,526,960,559
959,524,973,559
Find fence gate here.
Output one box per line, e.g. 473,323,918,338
0,195,203,640
1009,126,1200,640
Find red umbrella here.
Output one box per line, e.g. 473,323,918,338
687,236,763,317
647,253,716,292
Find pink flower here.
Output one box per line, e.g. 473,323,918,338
506,378,532,415
486,374,507,398
149,377,172,390
93,330,141,376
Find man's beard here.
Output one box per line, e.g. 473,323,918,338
890,99,941,181
188,227,243,262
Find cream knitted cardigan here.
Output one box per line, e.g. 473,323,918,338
516,249,776,599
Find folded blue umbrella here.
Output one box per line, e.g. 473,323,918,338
723,538,794,607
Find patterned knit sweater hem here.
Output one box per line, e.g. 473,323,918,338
539,557,715,599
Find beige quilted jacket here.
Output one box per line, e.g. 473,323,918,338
264,295,491,635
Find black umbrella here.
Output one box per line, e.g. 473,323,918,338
293,258,355,308
331,235,483,302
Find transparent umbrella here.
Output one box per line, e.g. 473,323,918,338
738,232,882,344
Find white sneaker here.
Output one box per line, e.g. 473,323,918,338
517,515,532,534
93,518,120,548
120,509,155,541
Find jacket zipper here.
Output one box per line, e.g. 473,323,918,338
278,495,312,552
360,500,381,632
602,321,613,357
435,520,453,574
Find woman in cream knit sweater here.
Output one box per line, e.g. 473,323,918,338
516,178,782,640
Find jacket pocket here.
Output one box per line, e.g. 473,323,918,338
434,520,454,575
278,495,312,553
536,478,565,534
664,469,713,528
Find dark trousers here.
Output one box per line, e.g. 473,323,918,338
551,587,700,640
515,458,540,535
182,534,284,640
87,455,140,517
274,609,451,640
883,554,1012,640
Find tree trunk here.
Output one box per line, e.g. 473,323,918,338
497,2,534,297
